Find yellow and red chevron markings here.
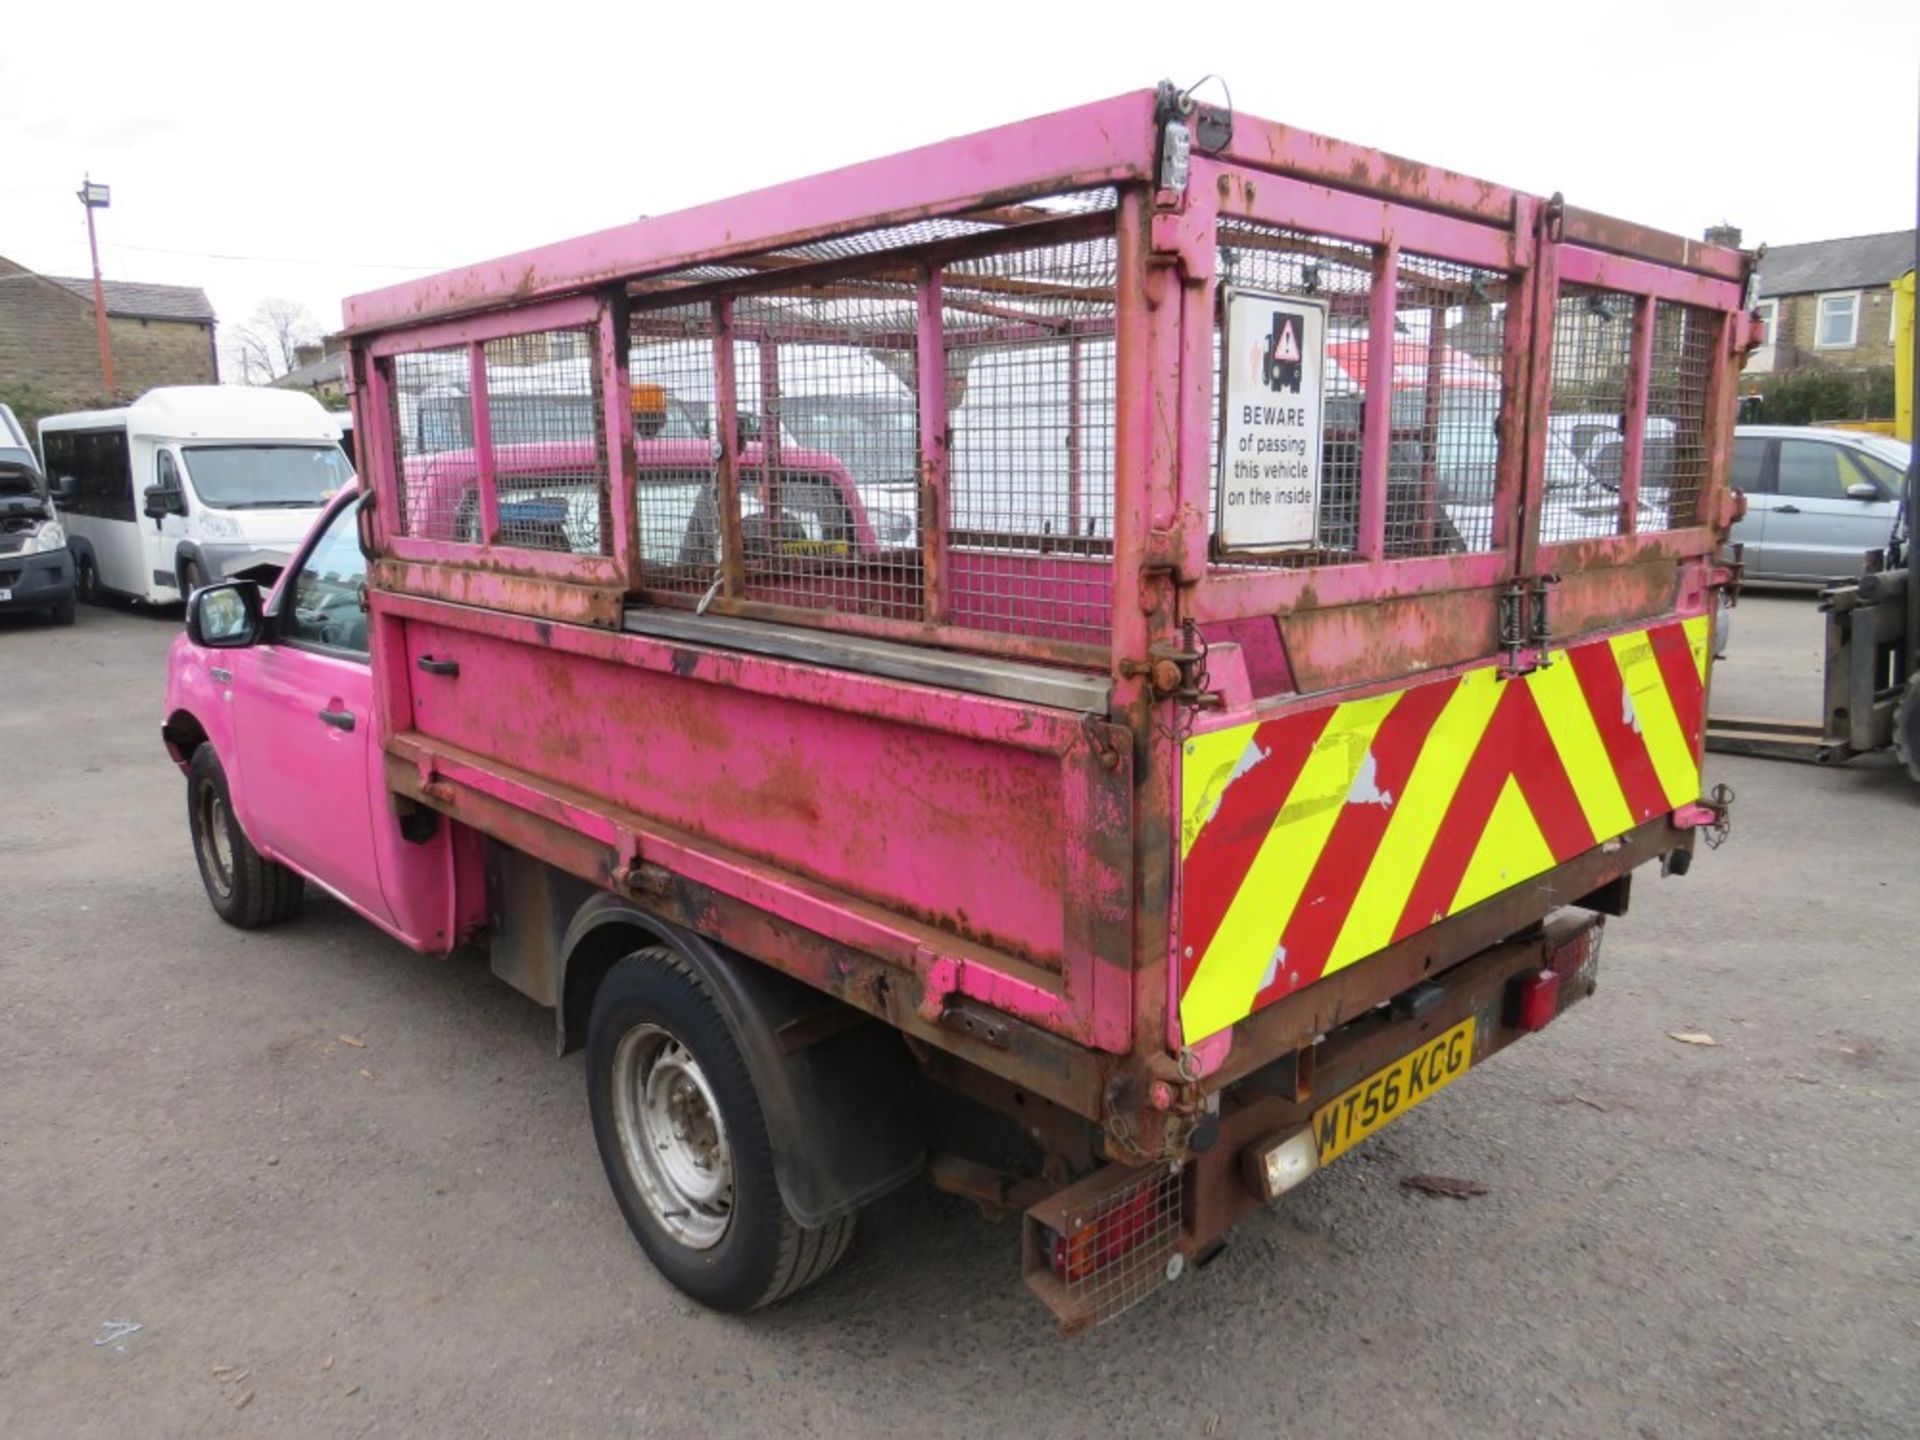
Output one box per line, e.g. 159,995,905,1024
1178,615,1710,1043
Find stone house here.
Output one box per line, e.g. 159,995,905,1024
0,254,217,407
1744,228,1914,377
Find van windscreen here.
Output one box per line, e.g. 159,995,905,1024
181,445,353,509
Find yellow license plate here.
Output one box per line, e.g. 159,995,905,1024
1312,1016,1476,1164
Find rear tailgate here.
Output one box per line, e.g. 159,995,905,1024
1170,153,1750,1055
1176,615,1709,1045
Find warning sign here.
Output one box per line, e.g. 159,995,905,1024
1218,289,1327,549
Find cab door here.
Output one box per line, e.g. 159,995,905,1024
149,447,191,595
231,497,395,926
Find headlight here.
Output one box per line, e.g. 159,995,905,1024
24,520,66,554
197,512,242,540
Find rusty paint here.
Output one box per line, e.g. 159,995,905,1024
339,90,1744,1250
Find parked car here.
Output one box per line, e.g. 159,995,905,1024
0,445,76,625
1730,426,1910,584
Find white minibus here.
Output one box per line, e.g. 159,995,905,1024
40,387,353,603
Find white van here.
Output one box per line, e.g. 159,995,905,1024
40,387,353,603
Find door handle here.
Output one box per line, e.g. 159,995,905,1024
1774,503,1801,514
417,655,460,677
318,707,356,732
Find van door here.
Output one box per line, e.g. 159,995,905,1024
1727,436,1773,574
1767,438,1896,582
150,448,190,595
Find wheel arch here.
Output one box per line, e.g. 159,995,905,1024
162,707,210,772
558,891,923,1227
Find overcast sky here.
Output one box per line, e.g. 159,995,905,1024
3,0,1915,361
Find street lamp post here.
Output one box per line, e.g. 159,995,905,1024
77,178,114,395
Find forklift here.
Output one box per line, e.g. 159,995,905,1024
1710,265,1918,782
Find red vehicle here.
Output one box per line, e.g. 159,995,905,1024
164,85,1749,1330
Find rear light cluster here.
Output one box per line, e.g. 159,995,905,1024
1037,1163,1183,1324
1509,921,1604,1032
1046,1176,1175,1282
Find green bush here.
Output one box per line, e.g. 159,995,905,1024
1743,367,1896,426
0,382,113,462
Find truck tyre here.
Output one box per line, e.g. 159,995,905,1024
187,746,304,928
586,946,854,1312
1896,675,1920,785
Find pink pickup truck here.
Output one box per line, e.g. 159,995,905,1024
164,85,1750,1331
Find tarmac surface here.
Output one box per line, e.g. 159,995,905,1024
1,591,1914,1438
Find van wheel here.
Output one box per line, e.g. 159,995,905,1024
181,558,209,596
586,947,854,1312
75,553,100,605
49,592,77,626
187,746,304,928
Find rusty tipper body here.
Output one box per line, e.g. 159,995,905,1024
314,86,1749,1327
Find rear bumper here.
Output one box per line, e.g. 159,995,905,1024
1023,910,1604,1332
0,548,75,611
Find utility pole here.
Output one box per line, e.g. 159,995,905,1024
77,177,114,395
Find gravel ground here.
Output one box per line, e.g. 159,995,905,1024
1,593,1914,1439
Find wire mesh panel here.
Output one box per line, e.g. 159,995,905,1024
1390,253,1511,556
734,285,924,621
943,234,1117,647
1208,223,1374,570
388,346,474,541
1053,1163,1183,1328
629,304,722,599
1541,285,1636,544
1644,300,1716,532
481,328,609,554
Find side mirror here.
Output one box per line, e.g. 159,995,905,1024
55,474,77,499
187,581,264,649
143,484,185,520
1846,482,1881,502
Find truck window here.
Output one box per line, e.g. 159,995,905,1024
156,449,183,505
282,501,370,657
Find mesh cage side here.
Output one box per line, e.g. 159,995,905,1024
481,328,609,555
389,346,474,541
943,232,1118,647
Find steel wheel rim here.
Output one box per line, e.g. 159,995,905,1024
196,784,234,898
612,1022,733,1250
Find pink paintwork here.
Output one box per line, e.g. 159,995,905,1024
158,88,1750,1153
163,486,477,954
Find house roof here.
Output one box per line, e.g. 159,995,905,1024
272,351,347,389
48,275,215,323
1755,230,1916,298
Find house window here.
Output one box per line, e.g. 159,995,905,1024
1814,291,1859,349
1748,298,1778,373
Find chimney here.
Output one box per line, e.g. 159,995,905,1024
293,342,323,368
1704,223,1742,249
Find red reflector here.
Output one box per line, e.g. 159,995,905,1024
1049,1185,1159,1283
1513,968,1562,1031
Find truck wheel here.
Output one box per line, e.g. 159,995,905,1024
586,947,854,1312
1896,676,1920,786
186,746,304,928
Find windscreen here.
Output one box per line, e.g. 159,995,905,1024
182,445,353,509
